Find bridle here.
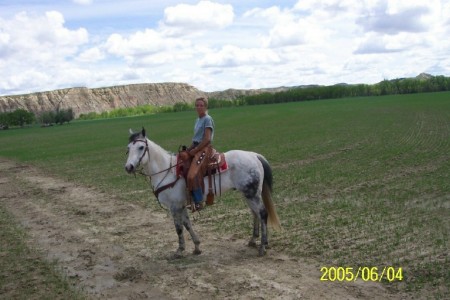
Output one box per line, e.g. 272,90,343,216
128,138,182,177
127,138,182,204
129,138,150,171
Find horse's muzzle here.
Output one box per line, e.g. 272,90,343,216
125,164,135,174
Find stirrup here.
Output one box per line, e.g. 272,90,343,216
186,202,204,212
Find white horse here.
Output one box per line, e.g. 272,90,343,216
125,128,281,257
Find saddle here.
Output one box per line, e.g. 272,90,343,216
177,146,228,206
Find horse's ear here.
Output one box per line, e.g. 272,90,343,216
129,128,134,135
141,127,146,137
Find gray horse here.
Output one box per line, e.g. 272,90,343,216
125,128,281,256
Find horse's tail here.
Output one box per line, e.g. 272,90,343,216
257,155,282,232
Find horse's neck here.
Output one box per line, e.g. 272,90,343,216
145,139,175,179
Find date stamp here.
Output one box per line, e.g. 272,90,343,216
320,266,403,282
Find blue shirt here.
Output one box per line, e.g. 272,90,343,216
193,114,214,143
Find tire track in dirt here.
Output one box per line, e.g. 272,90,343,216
0,158,396,299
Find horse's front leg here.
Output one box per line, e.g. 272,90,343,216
181,208,201,255
171,208,185,258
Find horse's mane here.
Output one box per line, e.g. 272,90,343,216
129,132,142,143
150,139,173,156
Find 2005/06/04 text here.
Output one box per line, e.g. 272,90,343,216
320,267,403,282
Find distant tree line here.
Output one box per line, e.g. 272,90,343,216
0,108,74,129
38,108,74,126
78,104,171,120
77,99,246,120
239,75,450,105
0,109,35,129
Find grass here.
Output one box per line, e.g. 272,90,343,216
0,92,449,298
0,205,84,299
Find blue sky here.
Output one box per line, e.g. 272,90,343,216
1,0,449,95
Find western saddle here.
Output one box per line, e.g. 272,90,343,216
178,145,227,208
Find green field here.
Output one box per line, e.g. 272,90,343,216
1,92,449,297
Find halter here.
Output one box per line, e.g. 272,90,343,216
131,138,150,169
130,138,182,177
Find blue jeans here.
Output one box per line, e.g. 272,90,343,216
192,188,203,203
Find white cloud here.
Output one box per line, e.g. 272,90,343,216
200,45,280,68
293,0,356,15
0,69,50,93
162,0,234,35
356,0,445,35
72,0,93,5
358,6,430,35
264,19,310,48
77,47,105,62
104,29,192,66
245,7,304,48
0,11,88,56
0,10,89,93
0,0,449,95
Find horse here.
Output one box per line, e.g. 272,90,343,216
125,128,281,257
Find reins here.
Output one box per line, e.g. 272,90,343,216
130,138,182,177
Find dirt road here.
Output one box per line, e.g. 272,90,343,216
0,158,396,299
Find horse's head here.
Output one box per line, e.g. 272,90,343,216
125,127,149,174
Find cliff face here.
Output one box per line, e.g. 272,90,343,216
0,83,207,118
0,82,292,118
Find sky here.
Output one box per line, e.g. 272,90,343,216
1,0,449,96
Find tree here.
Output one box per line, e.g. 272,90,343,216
39,108,74,125
0,113,9,129
64,108,74,123
8,109,34,126
40,111,56,125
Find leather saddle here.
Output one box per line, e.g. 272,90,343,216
177,146,227,179
177,146,228,206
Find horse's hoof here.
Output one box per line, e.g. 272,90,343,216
258,247,266,257
193,249,202,255
248,240,257,248
171,250,184,259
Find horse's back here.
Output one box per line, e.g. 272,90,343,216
224,150,263,167
223,150,267,188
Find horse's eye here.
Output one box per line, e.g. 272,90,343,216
139,146,144,151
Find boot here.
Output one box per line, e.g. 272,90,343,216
206,191,214,206
192,188,204,212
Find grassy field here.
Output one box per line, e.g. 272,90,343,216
0,204,85,299
0,92,449,297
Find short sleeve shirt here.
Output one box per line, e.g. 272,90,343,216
193,114,214,143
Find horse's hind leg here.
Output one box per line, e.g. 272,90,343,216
246,198,268,256
259,206,269,255
181,209,201,255
241,172,269,256
248,212,259,248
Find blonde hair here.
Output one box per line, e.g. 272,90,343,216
195,97,208,107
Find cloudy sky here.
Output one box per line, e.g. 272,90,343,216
1,0,449,96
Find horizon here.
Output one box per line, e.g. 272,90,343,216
1,1,449,96
0,72,439,98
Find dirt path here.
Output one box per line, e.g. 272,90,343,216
0,158,396,299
